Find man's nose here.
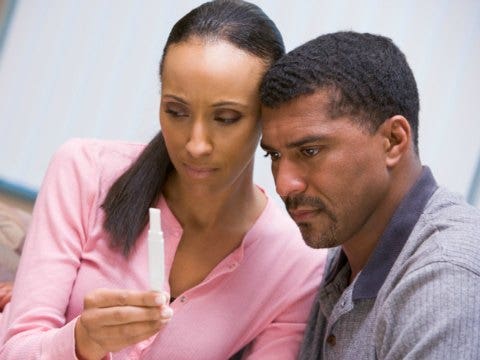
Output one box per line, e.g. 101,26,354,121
185,121,213,158
274,159,307,198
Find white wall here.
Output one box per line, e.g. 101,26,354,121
0,0,479,207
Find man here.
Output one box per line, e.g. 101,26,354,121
260,31,480,359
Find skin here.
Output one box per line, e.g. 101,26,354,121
75,289,172,360
261,90,422,283
75,38,270,359
160,38,268,298
0,282,13,311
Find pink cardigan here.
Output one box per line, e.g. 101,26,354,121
0,139,326,359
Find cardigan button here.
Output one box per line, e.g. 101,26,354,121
326,334,336,346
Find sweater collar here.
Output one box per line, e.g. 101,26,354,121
323,167,438,300
353,166,438,300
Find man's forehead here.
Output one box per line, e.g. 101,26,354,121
260,100,357,150
261,92,331,129
262,90,333,121
260,115,336,151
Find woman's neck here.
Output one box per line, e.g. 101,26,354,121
163,168,266,234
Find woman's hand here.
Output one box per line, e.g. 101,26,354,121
74,288,173,360
0,282,13,311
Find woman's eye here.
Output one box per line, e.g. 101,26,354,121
162,97,190,117
264,151,281,161
214,110,241,125
301,148,320,157
214,116,240,124
165,108,189,118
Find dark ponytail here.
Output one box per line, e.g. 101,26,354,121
102,0,285,256
102,132,172,255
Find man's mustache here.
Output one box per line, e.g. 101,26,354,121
284,195,337,222
284,195,326,211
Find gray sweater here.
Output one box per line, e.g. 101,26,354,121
298,168,480,359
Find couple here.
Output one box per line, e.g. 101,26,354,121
1,1,479,359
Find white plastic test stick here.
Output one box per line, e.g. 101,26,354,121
148,208,165,292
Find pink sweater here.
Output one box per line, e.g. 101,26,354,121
0,139,326,359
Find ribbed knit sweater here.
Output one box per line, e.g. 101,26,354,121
298,167,480,359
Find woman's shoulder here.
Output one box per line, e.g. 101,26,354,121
54,138,145,162
52,137,145,175
48,138,147,197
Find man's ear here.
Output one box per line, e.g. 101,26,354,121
379,115,412,168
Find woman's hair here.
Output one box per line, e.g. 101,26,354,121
102,0,285,256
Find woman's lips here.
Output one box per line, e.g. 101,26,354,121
183,163,218,179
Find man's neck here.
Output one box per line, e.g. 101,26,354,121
344,161,423,283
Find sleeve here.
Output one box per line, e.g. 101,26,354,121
242,250,327,360
376,261,480,359
0,139,101,359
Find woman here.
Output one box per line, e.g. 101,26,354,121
0,1,326,359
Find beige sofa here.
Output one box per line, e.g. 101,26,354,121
0,203,30,282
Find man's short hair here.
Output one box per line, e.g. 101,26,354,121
260,31,420,150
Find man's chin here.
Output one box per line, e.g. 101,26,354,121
299,223,339,249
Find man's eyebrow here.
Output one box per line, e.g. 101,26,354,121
259,141,274,151
260,135,326,151
287,135,326,148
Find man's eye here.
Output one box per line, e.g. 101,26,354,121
263,151,281,161
301,148,319,157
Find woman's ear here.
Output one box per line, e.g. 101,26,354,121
380,115,412,168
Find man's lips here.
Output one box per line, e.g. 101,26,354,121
288,208,319,222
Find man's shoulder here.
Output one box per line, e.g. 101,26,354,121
406,186,480,272
378,187,480,298
422,186,480,228
376,186,480,317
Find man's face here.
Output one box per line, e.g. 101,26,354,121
261,90,391,248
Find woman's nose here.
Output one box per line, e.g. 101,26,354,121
185,121,213,157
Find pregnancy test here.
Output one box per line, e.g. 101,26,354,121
148,208,165,292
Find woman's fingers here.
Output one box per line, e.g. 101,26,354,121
82,288,173,326
75,289,173,359
97,319,164,343
78,318,165,355
84,288,169,309
77,306,171,354
81,304,172,326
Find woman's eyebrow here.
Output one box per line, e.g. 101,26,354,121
212,100,248,109
162,94,188,104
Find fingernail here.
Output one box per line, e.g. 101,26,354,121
161,306,174,318
155,294,166,305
